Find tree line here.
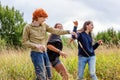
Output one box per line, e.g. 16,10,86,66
95,28,120,48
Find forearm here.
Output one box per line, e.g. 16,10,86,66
47,44,60,53
48,28,70,35
93,43,99,50
22,40,36,48
72,26,77,39
73,26,77,32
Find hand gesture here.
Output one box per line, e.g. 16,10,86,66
70,32,77,38
73,21,78,27
97,40,103,45
35,44,45,52
59,51,68,58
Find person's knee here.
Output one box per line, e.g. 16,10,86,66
64,72,69,78
63,73,69,80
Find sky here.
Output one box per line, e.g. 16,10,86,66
1,0,120,35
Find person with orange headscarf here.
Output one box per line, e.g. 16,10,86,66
22,8,75,80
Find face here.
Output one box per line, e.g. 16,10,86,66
37,17,46,24
56,24,63,30
87,23,94,32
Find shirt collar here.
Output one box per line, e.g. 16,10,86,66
31,23,42,27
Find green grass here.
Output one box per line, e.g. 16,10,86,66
0,47,120,80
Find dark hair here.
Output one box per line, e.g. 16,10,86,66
83,21,92,31
84,21,92,37
54,23,63,28
78,21,92,37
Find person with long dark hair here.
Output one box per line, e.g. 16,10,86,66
72,21,103,80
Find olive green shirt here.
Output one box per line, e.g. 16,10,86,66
22,23,70,52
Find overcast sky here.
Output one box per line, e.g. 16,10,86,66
1,0,120,35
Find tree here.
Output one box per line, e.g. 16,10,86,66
0,2,26,47
95,28,119,47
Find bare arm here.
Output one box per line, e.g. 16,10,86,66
47,44,59,53
47,44,67,58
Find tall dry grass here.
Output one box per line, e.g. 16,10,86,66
0,46,120,80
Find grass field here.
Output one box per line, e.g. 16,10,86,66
0,46,120,80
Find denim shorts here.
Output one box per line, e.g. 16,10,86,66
50,57,61,67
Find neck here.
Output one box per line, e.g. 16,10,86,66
32,21,41,27
85,30,89,34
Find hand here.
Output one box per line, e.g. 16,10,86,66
73,21,78,27
71,32,77,38
35,44,45,52
97,40,103,45
59,51,67,58
70,32,76,35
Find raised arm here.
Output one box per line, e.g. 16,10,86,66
72,21,78,39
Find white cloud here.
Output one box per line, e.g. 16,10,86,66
1,0,120,34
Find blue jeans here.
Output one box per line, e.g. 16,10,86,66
78,55,98,80
31,51,52,80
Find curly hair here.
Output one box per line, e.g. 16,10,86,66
32,8,48,21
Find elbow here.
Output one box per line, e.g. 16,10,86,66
47,44,51,49
47,44,55,51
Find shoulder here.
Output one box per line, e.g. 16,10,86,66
77,31,83,35
77,32,85,39
42,23,49,27
42,23,52,29
23,24,31,30
26,24,33,28
78,32,85,35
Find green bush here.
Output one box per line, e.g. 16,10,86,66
0,3,26,47
0,38,6,50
